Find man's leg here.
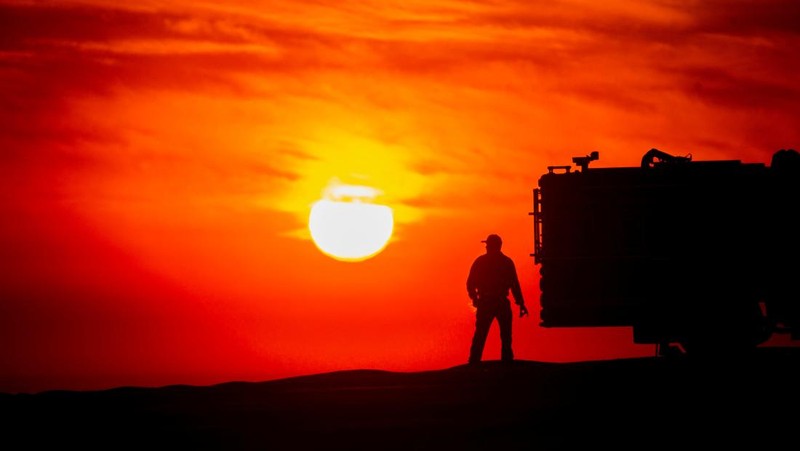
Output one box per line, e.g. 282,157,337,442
498,301,514,362
469,307,494,364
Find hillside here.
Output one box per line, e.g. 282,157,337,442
3,348,798,450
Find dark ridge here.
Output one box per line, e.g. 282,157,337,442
3,350,798,450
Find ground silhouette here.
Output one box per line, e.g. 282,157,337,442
3,347,798,450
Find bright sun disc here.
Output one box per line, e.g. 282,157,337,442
308,197,394,262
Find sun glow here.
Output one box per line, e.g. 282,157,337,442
308,183,394,262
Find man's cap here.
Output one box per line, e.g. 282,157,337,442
481,234,502,245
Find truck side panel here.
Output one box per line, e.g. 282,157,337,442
536,161,772,346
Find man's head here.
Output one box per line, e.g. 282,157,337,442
481,234,502,252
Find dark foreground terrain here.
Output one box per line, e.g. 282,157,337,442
3,348,799,450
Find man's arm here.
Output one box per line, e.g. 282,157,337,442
466,260,479,305
509,260,529,317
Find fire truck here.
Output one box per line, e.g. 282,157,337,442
531,148,800,355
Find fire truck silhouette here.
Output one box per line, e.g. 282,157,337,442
531,148,800,355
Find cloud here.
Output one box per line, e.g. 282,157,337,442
2,0,798,247
690,0,800,36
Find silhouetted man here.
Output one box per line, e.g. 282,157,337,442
467,234,528,364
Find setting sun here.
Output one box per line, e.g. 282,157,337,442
308,183,394,262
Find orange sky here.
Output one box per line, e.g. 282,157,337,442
1,0,799,393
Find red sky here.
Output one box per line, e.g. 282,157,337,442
1,0,799,394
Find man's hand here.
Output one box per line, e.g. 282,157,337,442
519,304,529,318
